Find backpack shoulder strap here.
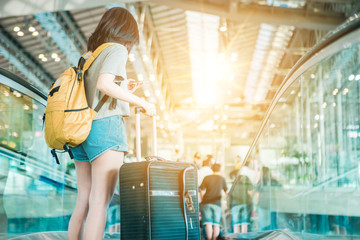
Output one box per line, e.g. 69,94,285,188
94,95,109,113
82,42,118,71
78,42,119,112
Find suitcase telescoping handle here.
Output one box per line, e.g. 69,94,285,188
135,107,157,162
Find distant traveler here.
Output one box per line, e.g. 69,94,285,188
256,166,271,231
197,155,214,187
239,159,259,185
67,7,155,240
229,174,254,233
229,155,242,179
174,148,184,162
199,163,228,240
0,156,9,235
193,152,202,169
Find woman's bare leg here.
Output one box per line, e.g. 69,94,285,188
68,161,91,240
241,223,248,233
83,150,123,240
205,224,213,240
213,225,220,239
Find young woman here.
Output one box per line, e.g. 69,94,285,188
68,7,155,240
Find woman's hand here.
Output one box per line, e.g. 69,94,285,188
96,74,155,114
140,100,156,117
128,79,143,93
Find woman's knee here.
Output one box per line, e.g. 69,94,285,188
77,193,90,208
88,196,109,211
88,187,111,207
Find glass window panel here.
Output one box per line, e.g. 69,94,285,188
230,30,360,237
0,82,120,237
300,39,360,236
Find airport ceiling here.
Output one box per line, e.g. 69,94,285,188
0,0,359,146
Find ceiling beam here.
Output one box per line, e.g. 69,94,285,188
58,11,87,51
34,12,81,66
0,27,53,92
0,0,144,18
0,0,344,31
148,0,345,31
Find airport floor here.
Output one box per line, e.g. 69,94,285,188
2,231,120,240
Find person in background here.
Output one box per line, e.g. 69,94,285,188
229,155,242,180
229,174,254,233
255,166,271,231
207,154,216,165
330,215,348,235
193,152,202,169
239,159,259,186
0,157,9,235
197,155,214,187
200,163,228,240
174,148,184,162
68,7,156,240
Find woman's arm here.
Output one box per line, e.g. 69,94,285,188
96,73,156,116
199,189,205,202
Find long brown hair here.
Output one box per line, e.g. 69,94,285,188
88,7,139,52
88,7,139,109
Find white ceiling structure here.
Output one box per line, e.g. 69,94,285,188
0,0,358,152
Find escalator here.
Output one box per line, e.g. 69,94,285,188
223,12,360,240
0,68,120,239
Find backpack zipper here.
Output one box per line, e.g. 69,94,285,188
64,107,89,112
67,67,79,109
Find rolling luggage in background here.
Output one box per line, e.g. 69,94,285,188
120,107,200,240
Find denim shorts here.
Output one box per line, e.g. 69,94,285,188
71,115,128,163
200,203,222,226
231,204,250,225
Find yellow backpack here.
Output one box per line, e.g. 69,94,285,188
44,43,116,163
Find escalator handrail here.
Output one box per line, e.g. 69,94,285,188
0,146,78,188
0,67,48,100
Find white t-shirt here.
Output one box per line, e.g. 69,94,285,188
239,166,258,185
84,44,130,120
198,166,213,186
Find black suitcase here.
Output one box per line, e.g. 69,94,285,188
120,108,200,240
